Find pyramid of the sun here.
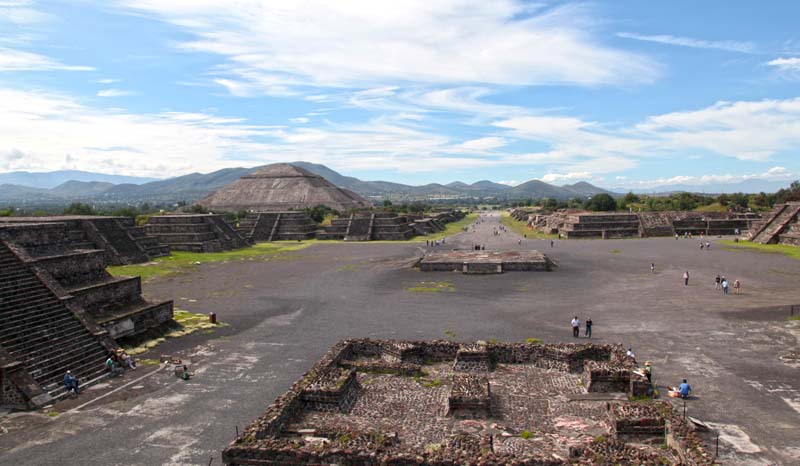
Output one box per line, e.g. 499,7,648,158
198,163,371,212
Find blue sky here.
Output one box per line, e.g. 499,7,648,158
1,0,799,189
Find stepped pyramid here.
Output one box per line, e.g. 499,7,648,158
198,163,370,213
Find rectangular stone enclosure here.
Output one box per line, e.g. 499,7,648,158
222,339,712,465
417,250,555,274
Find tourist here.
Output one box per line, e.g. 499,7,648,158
117,349,136,370
714,274,721,290
550,239,554,248
585,317,593,338
571,316,580,338
734,279,741,295
63,370,80,396
683,270,690,286
650,263,655,273
679,379,692,398
722,278,729,295
106,354,123,377
644,361,652,383
675,233,679,240
626,347,636,363
700,242,704,250
706,241,711,250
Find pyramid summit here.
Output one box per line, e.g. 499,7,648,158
197,163,371,212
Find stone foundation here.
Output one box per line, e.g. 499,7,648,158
418,250,554,274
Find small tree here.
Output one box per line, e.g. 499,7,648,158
63,202,96,215
585,194,616,211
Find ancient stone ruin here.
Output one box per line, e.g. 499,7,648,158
0,222,175,409
0,216,169,265
748,202,800,245
515,209,756,239
234,212,318,242
145,214,249,252
317,210,465,241
223,339,713,465
198,163,371,213
418,250,555,274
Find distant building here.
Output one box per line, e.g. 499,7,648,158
197,163,371,213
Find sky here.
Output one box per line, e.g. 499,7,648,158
1,0,799,190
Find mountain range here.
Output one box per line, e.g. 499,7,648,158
0,162,614,205
3,162,787,206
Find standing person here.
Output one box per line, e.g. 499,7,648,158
683,270,690,286
700,242,704,250
715,274,721,290
571,316,580,338
550,239,554,248
722,278,729,294
626,347,636,363
706,241,711,250
733,279,741,295
650,263,655,273
644,361,652,383
585,317,593,338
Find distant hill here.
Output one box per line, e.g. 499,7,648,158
50,180,115,197
0,170,157,189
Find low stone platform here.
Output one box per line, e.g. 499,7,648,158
418,250,554,274
222,339,712,466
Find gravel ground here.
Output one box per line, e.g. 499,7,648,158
1,212,798,465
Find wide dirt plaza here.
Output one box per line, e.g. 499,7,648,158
1,212,798,465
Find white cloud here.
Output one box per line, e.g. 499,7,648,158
112,0,658,94
457,136,507,151
617,32,754,53
542,172,593,184
766,57,800,76
0,46,92,71
93,78,121,84
289,117,309,124
96,88,137,97
497,180,519,186
616,168,796,190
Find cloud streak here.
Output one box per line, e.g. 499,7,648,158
617,32,754,53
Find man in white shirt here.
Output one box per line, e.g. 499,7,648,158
571,316,580,338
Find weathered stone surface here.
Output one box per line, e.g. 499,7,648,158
222,339,708,465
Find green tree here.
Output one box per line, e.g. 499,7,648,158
585,193,616,211
63,203,96,215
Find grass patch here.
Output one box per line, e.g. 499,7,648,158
610,248,621,254
694,203,728,213
520,430,533,439
443,329,457,339
525,337,542,344
420,377,443,388
719,240,800,261
499,212,557,239
337,260,370,272
405,280,455,293
45,410,59,418
789,315,800,321
414,213,478,242
137,358,160,366
108,241,312,280
121,308,228,356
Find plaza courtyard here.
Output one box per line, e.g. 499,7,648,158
0,213,798,465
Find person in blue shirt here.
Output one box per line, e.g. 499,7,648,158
63,370,80,395
679,379,692,398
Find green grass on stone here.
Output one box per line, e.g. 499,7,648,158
405,281,456,293
123,308,228,355
411,213,478,242
719,240,800,261
499,212,557,239
108,241,312,279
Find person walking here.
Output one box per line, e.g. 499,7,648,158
722,278,729,294
585,317,593,338
571,316,580,338
715,274,721,290
683,270,690,286
550,239,554,248
733,279,741,295
650,263,655,273
644,361,652,383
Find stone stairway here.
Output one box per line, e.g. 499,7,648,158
0,241,110,399
751,203,800,244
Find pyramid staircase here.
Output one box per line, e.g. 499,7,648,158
0,240,113,406
750,203,800,244
145,214,249,252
